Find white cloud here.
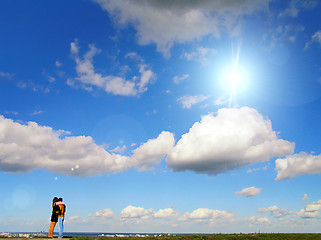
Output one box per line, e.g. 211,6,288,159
16,80,51,93
167,107,294,175
278,5,298,18
275,152,321,181
131,131,175,171
214,96,228,106
72,206,242,230
0,71,13,79
69,216,80,221
235,186,261,197
120,206,153,219
89,208,115,218
94,0,271,57
179,208,234,223
278,0,318,19
30,110,44,116
311,30,321,45
296,200,321,219
68,216,88,224
182,47,218,66
247,165,267,173
258,205,293,218
4,111,18,116
17,81,27,89
0,115,174,176
177,95,210,109
305,30,321,50
55,60,63,67
305,200,321,212
297,209,320,219
302,193,308,200
110,145,127,154
173,74,189,84
248,216,271,225
153,208,179,219
0,107,296,179
70,41,155,96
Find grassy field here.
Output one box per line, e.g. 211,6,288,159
68,234,321,240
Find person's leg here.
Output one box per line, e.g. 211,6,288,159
48,221,56,238
58,217,64,238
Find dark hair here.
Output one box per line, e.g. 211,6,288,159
58,197,63,201
52,197,59,203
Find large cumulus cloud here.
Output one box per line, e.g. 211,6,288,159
0,115,174,176
94,0,271,57
166,107,294,175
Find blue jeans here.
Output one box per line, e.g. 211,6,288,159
58,217,64,238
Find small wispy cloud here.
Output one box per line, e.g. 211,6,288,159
55,60,63,67
5,111,18,115
17,81,27,89
247,165,268,173
17,81,51,93
177,95,209,109
214,96,228,106
235,186,262,197
30,110,44,116
304,30,321,50
302,193,308,200
173,74,189,84
110,145,127,154
0,71,13,79
182,47,218,66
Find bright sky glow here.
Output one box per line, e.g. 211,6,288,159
1,0,321,234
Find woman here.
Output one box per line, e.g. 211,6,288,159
48,197,60,238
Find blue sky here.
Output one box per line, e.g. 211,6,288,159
1,0,321,233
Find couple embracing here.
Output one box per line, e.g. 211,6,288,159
48,197,66,238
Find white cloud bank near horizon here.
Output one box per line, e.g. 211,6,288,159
66,200,321,231
94,0,271,57
3,106,321,180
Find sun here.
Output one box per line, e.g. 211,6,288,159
221,66,247,92
218,64,249,107
227,69,243,90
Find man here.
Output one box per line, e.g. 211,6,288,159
56,198,66,239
